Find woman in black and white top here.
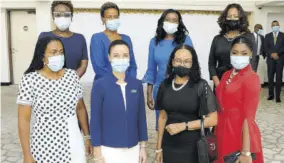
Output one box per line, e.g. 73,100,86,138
17,36,92,163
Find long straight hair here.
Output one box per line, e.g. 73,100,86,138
25,36,66,74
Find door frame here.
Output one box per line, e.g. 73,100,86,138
7,9,36,84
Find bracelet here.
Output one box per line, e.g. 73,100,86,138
83,135,91,140
241,151,251,156
185,122,188,131
155,149,163,153
94,156,103,161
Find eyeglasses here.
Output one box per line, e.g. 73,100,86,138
53,12,72,18
174,58,192,67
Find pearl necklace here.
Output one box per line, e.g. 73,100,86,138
172,79,189,91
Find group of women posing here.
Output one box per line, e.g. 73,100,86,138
17,1,263,163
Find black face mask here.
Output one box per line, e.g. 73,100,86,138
226,20,240,30
173,66,191,77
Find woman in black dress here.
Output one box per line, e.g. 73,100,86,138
208,3,255,87
155,44,218,163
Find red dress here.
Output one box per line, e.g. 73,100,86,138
215,65,264,163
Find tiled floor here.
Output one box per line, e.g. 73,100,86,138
1,85,284,163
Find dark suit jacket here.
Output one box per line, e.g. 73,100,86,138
264,32,284,58
252,32,265,58
260,35,265,58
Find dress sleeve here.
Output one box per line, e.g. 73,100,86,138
184,35,194,47
81,35,88,60
242,74,262,153
90,81,104,146
90,34,111,76
142,39,157,84
208,36,218,79
199,80,218,116
16,74,34,106
125,36,137,78
155,81,165,110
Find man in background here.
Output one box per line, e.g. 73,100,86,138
251,24,265,72
264,20,284,103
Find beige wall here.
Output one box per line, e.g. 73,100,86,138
1,8,10,83
1,1,52,83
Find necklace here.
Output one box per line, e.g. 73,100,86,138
172,78,189,91
226,70,238,85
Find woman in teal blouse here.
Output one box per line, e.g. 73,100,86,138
143,9,193,130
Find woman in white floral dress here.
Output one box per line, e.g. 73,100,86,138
17,36,92,163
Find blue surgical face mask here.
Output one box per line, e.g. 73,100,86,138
47,55,65,72
111,58,129,72
257,29,263,35
272,26,280,32
106,19,120,31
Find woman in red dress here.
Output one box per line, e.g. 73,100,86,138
215,36,264,163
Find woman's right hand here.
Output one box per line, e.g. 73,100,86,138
155,152,163,163
147,94,154,110
212,76,220,87
23,154,35,163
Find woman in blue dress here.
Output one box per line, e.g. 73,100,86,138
90,2,137,80
143,9,193,129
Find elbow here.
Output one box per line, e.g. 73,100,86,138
212,113,218,126
158,111,167,122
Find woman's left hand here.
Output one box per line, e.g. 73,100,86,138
85,139,93,157
165,123,186,135
139,147,147,163
236,154,252,163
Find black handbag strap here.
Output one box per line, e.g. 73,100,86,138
199,81,215,136
200,116,205,137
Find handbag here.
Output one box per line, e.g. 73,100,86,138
197,81,218,163
223,151,256,163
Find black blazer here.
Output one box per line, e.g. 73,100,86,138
259,34,265,58
264,32,284,58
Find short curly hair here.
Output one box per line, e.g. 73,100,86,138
51,1,74,16
100,2,120,18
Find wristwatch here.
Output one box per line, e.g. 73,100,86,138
241,151,251,156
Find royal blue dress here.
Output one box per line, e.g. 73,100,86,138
142,36,193,129
90,32,137,80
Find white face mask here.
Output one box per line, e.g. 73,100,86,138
111,58,130,72
163,22,178,34
54,17,72,31
106,19,120,31
47,55,65,72
230,56,250,70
